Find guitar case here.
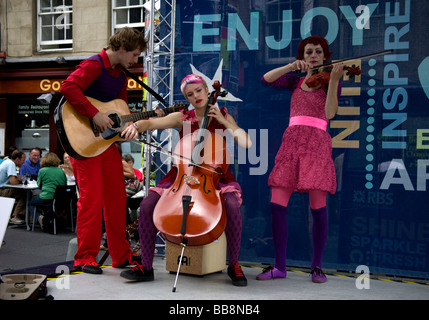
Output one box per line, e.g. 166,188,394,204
0,274,53,300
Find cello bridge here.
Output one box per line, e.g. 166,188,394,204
184,175,200,186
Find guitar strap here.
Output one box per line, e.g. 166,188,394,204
122,68,167,106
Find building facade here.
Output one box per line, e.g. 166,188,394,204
0,0,149,157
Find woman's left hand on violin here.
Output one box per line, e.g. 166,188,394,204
329,62,345,82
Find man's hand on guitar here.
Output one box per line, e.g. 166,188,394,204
93,112,114,132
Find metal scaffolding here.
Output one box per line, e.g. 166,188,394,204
143,0,176,195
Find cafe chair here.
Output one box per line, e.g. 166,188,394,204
32,185,77,234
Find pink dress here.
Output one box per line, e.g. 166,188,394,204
264,74,338,194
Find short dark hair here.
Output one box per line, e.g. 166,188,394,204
122,153,135,163
295,35,332,61
30,147,42,156
11,150,24,160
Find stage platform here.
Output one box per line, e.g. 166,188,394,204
45,255,429,301
1,227,428,303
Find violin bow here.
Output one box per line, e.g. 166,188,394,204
296,49,394,73
311,49,394,72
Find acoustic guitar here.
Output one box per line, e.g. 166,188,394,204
54,96,187,159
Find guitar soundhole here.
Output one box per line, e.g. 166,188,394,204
109,114,121,128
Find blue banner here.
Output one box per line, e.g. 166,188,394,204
168,0,429,278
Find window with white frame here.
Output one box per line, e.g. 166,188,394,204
112,0,146,34
37,0,73,52
265,0,302,64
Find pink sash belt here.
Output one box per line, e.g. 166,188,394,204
289,116,328,131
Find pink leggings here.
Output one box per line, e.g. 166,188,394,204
270,187,327,209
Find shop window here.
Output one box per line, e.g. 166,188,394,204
14,99,51,153
112,0,146,34
37,0,73,52
265,0,302,64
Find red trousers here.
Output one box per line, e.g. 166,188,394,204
70,145,131,267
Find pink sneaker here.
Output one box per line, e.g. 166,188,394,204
256,265,286,280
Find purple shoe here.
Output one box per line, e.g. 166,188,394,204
256,265,286,280
310,267,327,283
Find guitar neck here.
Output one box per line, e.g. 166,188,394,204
121,103,186,123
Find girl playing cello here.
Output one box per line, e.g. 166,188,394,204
120,74,252,286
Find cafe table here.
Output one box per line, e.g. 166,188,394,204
3,181,39,231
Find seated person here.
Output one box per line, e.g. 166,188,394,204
122,153,143,182
122,155,143,198
28,152,67,228
119,74,252,286
122,156,142,226
59,152,75,184
19,147,42,181
0,150,27,224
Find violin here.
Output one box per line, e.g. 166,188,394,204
305,64,361,88
153,81,229,247
302,49,394,88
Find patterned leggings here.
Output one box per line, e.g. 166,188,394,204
138,191,242,270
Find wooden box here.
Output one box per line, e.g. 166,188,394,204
165,232,226,276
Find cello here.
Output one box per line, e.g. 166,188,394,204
153,81,229,291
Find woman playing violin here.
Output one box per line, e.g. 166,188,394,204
257,36,343,283
120,74,252,286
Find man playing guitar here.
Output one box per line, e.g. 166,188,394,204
60,27,143,274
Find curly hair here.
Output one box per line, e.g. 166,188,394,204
295,35,332,61
108,27,147,52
